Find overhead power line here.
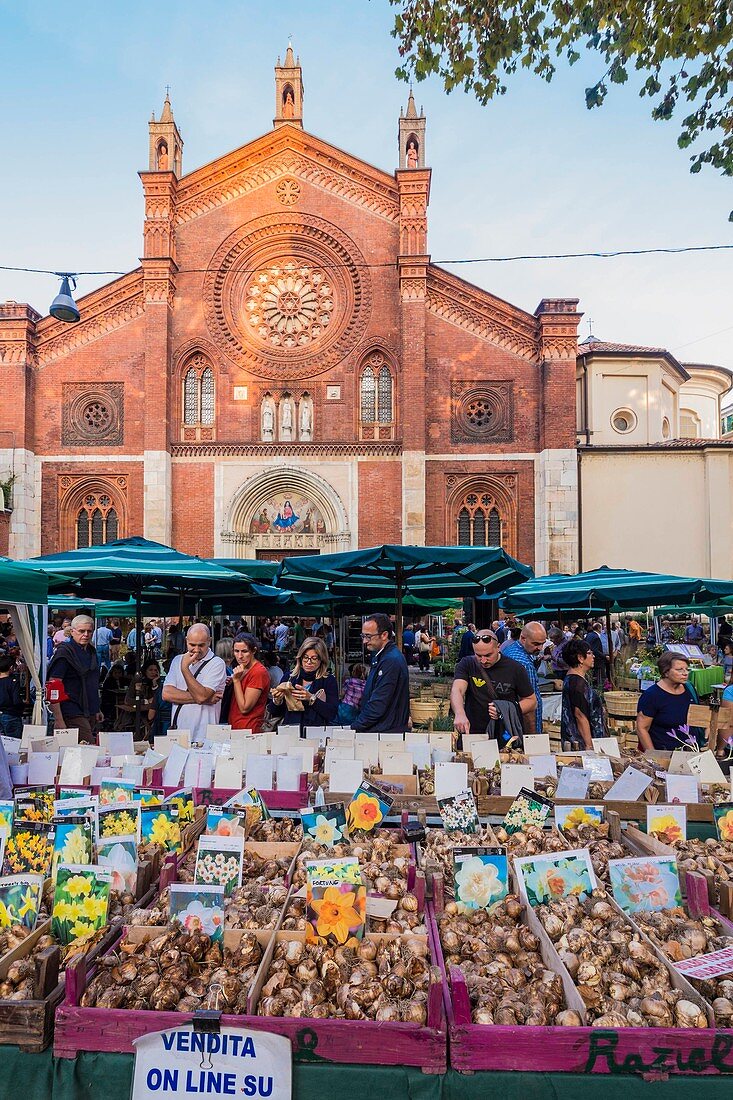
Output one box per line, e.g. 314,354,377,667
1,242,732,279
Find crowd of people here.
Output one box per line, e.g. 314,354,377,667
1,606,732,767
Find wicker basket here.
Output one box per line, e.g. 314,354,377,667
410,700,441,724
604,690,640,717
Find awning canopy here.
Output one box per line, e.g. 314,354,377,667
501,565,733,614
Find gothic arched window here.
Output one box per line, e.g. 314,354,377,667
360,353,395,440
75,492,120,548
181,354,216,432
455,492,504,548
360,366,376,423
377,366,393,423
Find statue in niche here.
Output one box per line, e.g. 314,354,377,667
158,143,169,170
283,90,295,118
280,395,294,441
406,141,419,168
261,397,275,441
299,396,313,441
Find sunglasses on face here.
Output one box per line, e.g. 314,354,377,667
473,634,497,645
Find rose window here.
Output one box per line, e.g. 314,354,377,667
465,397,493,430
245,263,334,349
82,401,112,433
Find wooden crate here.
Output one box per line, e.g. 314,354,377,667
56,927,447,1071
245,930,446,1071
0,917,119,1053
428,893,730,1075
54,926,273,1059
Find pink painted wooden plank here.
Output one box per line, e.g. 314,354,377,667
449,1021,733,1076
53,1002,447,1071
687,871,713,918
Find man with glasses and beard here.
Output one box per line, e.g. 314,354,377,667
450,628,536,744
353,613,410,732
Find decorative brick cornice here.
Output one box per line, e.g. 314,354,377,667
171,440,402,459
174,129,400,226
427,266,539,362
35,271,145,366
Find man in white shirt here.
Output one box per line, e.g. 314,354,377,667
162,623,227,742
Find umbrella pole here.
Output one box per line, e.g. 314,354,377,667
395,565,404,650
134,591,143,741
605,606,615,689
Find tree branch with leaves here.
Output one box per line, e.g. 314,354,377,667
391,0,733,214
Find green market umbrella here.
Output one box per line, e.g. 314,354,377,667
0,556,69,606
501,566,733,614
25,538,258,736
501,566,733,686
209,559,279,582
278,544,533,645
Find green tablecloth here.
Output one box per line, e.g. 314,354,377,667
6,1047,733,1099
688,665,724,696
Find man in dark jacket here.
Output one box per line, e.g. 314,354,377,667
353,613,410,732
47,615,103,743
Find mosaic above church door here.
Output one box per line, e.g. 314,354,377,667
249,494,326,536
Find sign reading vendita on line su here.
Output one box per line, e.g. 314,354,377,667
131,1027,291,1100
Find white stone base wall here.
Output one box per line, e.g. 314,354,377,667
535,448,578,575
402,450,426,546
143,450,172,545
0,448,40,558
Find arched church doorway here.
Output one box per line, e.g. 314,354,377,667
222,467,352,559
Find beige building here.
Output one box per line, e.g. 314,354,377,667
576,337,733,578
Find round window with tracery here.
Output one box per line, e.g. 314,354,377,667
465,398,494,430
244,262,334,349
82,401,112,434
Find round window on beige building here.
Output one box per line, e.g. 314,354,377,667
611,408,637,434
662,416,671,439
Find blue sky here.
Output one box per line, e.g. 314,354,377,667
1,0,731,372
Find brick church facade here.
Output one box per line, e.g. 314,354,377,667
0,49,581,572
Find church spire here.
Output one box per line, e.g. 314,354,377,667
274,42,304,128
398,88,426,169
148,89,183,175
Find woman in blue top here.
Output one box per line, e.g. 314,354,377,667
636,652,694,752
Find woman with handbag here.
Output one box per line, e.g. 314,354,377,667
267,637,338,736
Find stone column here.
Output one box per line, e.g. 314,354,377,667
397,167,431,546
0,303,40,556
534,298,582,574
140,170,178,545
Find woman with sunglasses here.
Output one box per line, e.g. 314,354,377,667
267,637,338,735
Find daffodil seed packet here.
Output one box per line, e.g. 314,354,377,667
140,806,181,853
300,804,348,847
438,788,480,833
98,801,142,843
0,873,44,931
502,787,554,836
555,804,605,831
51,864,112,945
305,856,366,946
194,835,244,895
453,846,508,912
51,817,93,881
346,778,393,835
